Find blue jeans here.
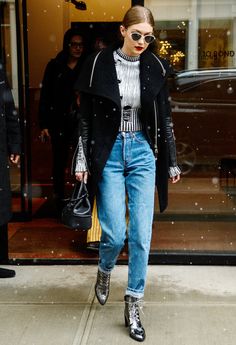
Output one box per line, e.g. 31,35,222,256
97,131,156,298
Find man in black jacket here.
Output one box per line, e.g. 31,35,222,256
38,28,86,214
0,63,21,278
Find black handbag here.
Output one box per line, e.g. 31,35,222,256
61,181,92,230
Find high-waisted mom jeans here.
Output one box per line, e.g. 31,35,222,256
97,131,156,298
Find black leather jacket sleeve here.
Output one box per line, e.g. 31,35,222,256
157,80,179,171
77,92,92,166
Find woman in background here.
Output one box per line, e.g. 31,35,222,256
39,28,86,214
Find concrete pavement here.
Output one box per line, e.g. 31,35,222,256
0,265,236,345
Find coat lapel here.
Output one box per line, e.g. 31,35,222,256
88,47,122,109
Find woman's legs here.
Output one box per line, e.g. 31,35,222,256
125,132,156,298
97,132,155,295
122,132,155,342
97,133,127,273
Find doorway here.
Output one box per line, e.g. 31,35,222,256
6,0,236,264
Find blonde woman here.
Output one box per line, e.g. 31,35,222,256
75,6,180,341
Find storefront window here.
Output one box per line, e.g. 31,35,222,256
156,20,188,70
146,0,236,255
199,19,235,68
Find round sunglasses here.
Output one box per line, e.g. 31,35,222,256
130,32,156,44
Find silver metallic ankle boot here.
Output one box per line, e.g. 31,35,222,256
124,295,146,342
95,270,111,305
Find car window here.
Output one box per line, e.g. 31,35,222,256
171,75,236,104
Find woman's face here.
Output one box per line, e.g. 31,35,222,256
68,35,84,59
120,22,154,57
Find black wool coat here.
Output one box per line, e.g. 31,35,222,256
74,46,178,212
0,67,21,226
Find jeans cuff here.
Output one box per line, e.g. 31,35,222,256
98,265,112,275
125,288,144,299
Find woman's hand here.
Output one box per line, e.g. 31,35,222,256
170,174,180,184
9,154,20,164
40,128,50,143
75,171,88,184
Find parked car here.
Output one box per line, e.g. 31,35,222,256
169,68,236,174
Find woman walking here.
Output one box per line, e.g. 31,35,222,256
74,6,180,341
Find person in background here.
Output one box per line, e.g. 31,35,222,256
38,28,86,215
74,5,180,342
0,63,21,278
93,36,108,52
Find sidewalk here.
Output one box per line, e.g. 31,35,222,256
0,265,236,345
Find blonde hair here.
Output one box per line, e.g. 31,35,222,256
122,5,155,29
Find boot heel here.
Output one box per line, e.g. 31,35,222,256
124,315,129,327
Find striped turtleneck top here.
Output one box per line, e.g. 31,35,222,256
114,48,142,132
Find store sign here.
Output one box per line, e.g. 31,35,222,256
201,50,235,59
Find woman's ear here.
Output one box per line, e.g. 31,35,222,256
120,25,126,38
